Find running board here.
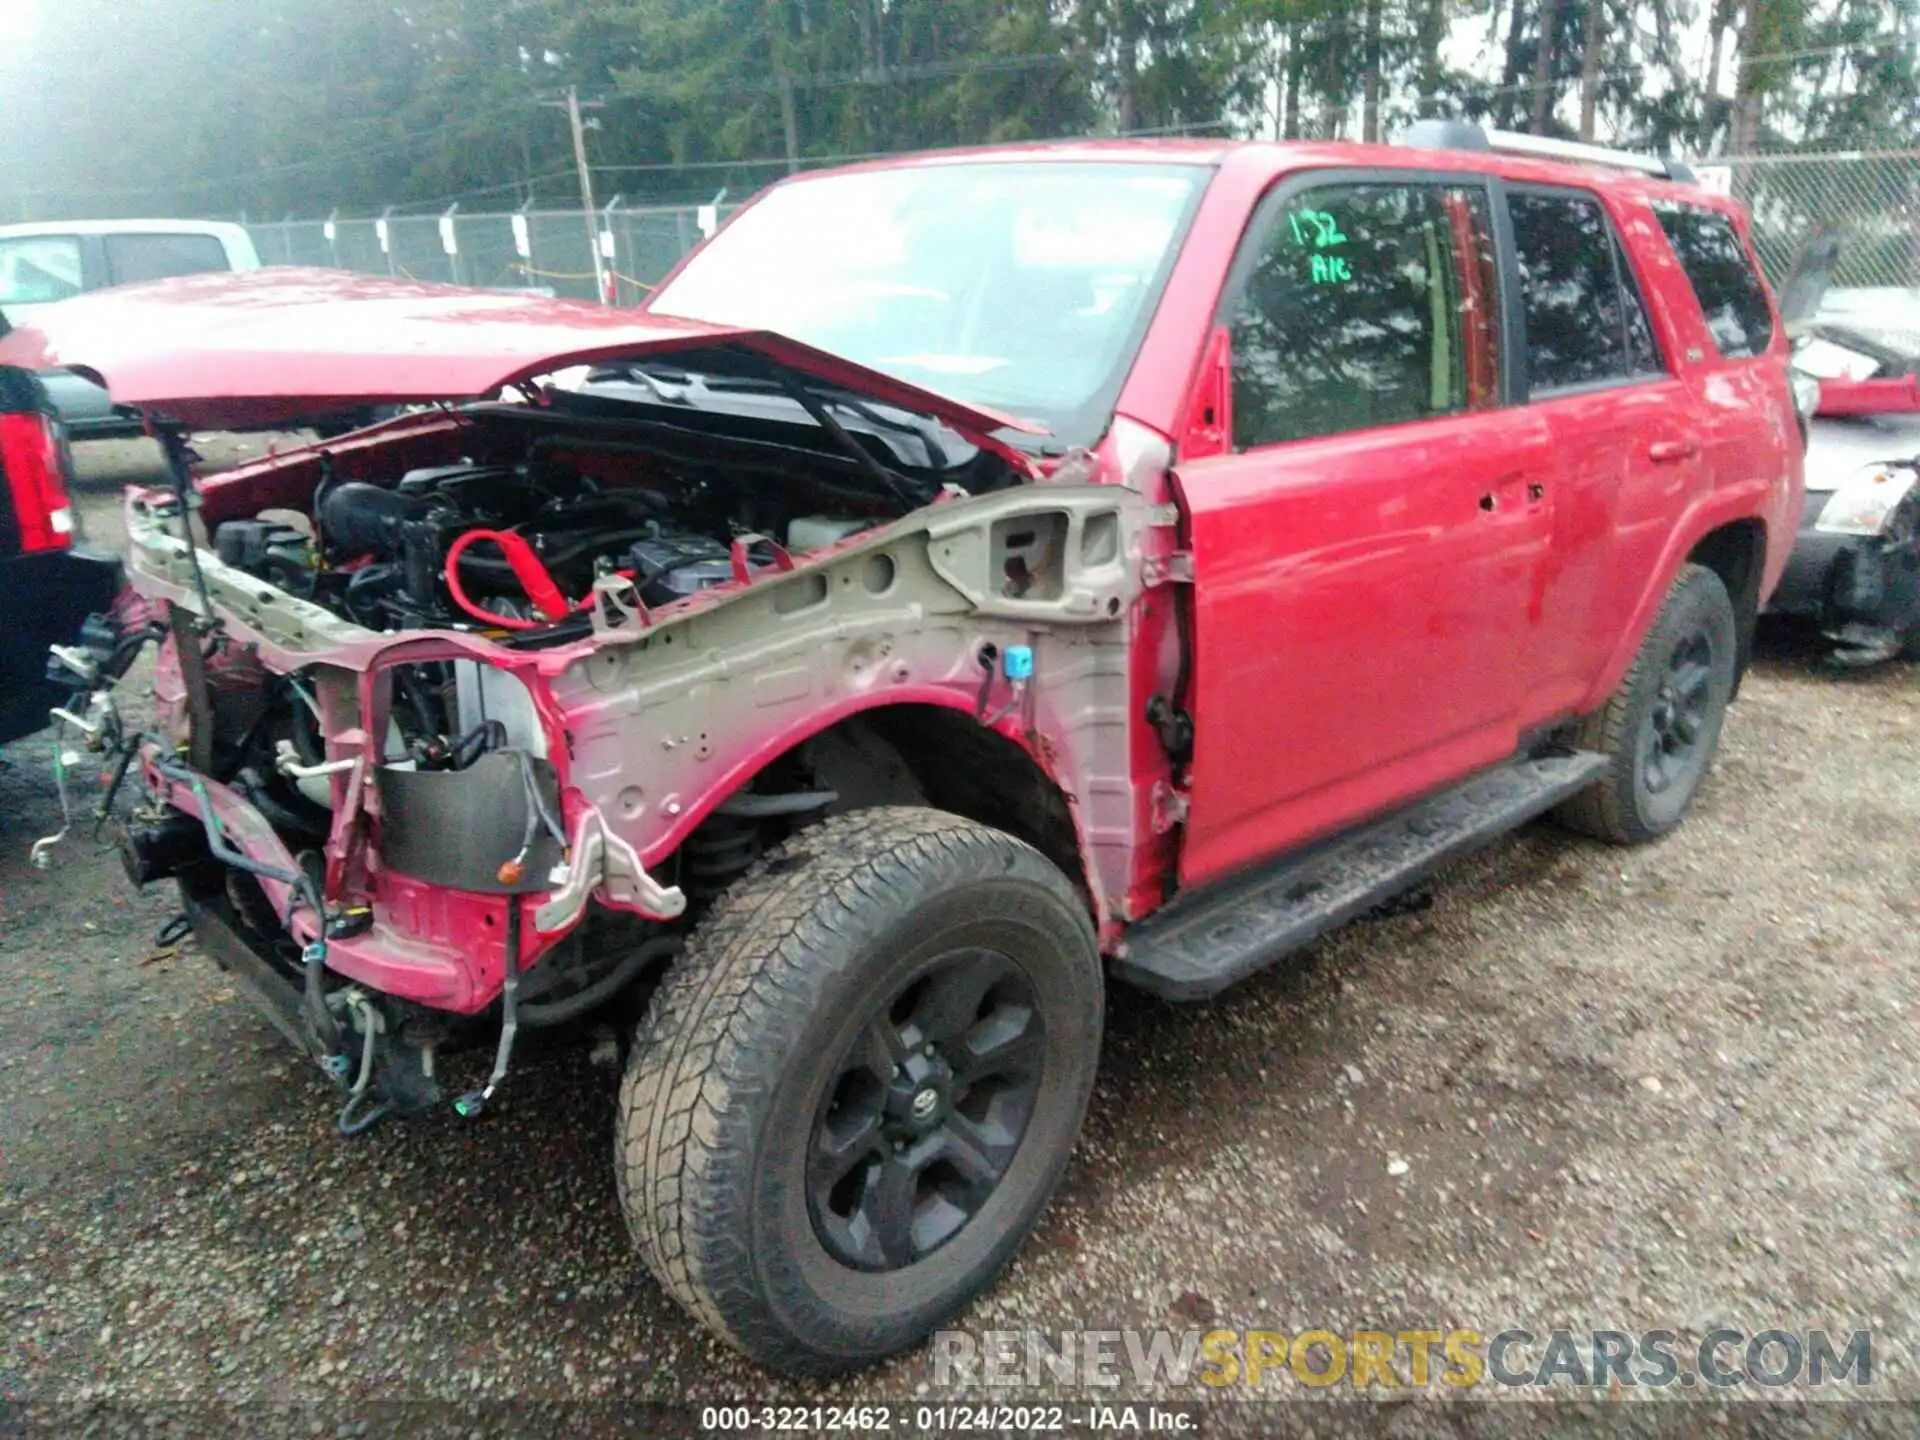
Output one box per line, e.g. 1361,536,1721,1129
1113,751,1609,1001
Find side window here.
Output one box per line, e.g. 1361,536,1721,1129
102,232,230,286
1229,182,1500,449
1651,202,1775,358
1614,237,1662,375
1507,191,1664,392
0,236,84,305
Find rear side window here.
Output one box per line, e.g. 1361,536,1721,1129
1507,191,1664,392
103,232,230,286
1229,181,1502,448
0,236,83,306
1651,202,1775,358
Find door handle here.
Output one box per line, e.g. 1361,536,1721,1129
1647,439,1699,463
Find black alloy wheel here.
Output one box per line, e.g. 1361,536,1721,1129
616,806,1102,1375
1557,562,1737,844
1639,629,1715,796
809,947,1044,1271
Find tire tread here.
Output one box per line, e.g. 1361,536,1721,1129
1556,562,1732,845
616,805,1090,1373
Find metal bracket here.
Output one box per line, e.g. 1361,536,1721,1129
533,806,687,933
47,643,99,685
170,604,216,773
1149,779,1191,834
1142,551,1196,587
590,571,650,637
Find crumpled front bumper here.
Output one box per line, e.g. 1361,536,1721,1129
1769,489,1920,654
141,739,683,1014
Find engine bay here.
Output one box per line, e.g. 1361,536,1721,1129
197,349,1029,637
213,452,841,636
206,385,1010,642
138,369,1023,939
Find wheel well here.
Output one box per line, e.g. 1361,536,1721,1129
1688,520,1765,689
800,706,1089,907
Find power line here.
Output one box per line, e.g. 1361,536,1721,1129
389,169,583,212
230,122,1237,222
593,121,1234,177
3,53,1076,206
1432,30,1910,106
611,50,1074,105
0,109,544,202
1740,36,1911,67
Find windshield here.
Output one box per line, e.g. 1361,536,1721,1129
649,161,1209,447
0,235,84,308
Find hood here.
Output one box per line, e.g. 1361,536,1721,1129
0,266,1042,439
1778,230,1839,337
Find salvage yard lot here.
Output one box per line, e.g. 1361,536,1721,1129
1,439,1915,1431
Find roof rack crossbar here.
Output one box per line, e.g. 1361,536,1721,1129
1484,128,1670,176
1395,119,1694,183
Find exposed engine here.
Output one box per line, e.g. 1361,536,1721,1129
172,382,989,939
76,366,1017,1131
199,355,1016,643
212,455,868,636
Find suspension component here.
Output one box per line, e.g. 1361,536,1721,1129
684,811,761,903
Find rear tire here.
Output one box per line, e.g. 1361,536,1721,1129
1557,563,1737,845
616,807,1101,1375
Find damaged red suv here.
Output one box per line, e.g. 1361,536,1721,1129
3,125,1801,1374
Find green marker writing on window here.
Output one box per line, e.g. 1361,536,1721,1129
1309,253,1353,285
1288,209,1348,250
1289,207,1352,283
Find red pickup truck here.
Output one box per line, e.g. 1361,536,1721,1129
3,124,1801,1374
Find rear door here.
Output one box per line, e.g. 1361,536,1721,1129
1173,172,1556,887
1499,186,1710,721
1647,198,1798,521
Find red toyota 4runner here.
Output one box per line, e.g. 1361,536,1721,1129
3,124,1801,1374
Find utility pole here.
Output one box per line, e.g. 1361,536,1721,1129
776,71,800,174
543,86,609,303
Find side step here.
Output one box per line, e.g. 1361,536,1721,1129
1113,751,1609,1001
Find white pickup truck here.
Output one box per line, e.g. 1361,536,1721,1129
0,219,261,436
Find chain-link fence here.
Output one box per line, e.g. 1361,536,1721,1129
243,201,734,306
245,150,1920,315
1704,151,1920,296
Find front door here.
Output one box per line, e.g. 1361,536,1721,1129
1174,174,1555,889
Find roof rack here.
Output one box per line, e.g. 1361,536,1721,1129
1395,118,1696,184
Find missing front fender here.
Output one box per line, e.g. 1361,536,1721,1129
375,749,565,893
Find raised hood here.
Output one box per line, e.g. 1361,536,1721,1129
0,266,1041,437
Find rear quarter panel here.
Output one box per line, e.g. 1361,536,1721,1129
1579,192,1801,712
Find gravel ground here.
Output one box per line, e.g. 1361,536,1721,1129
0,438,1914,1437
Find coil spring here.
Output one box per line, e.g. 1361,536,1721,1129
684,812,761,903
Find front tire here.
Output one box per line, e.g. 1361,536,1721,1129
616,807,1102,1375
1557,563,1738,845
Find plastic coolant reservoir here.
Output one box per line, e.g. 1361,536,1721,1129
786,515,870,552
